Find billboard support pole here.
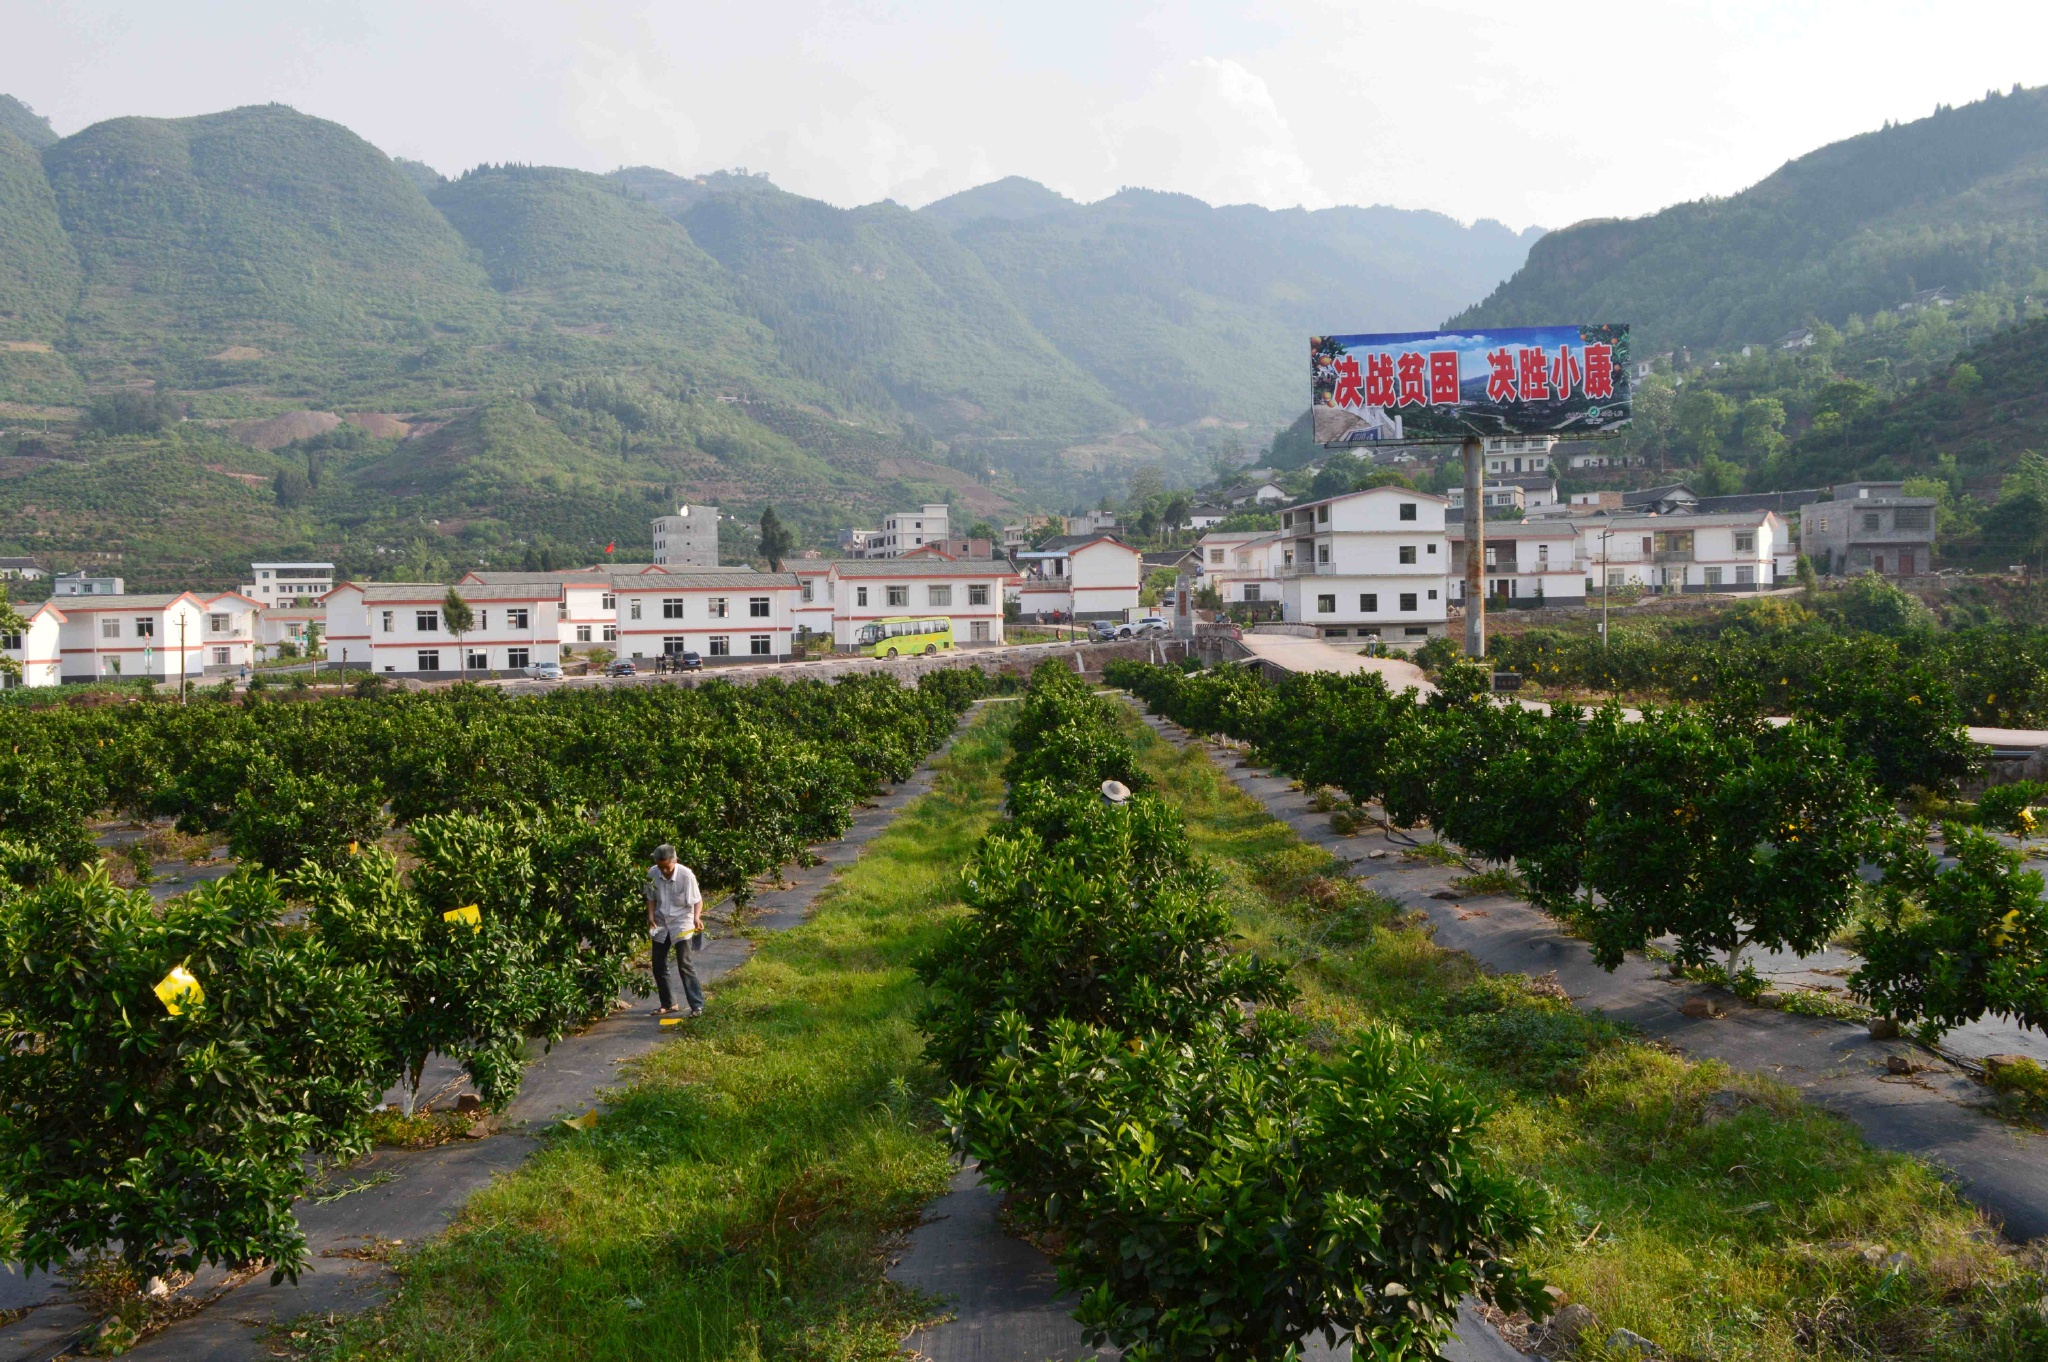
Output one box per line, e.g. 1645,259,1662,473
1462,433,1484,659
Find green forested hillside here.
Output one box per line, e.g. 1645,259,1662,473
42,105,509,405
0,127,82,403
0,96,56,151
1454,85,2048,351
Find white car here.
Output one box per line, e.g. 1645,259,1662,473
523,661,565,681
1118,617,1170,639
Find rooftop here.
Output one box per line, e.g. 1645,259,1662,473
830,558,1020,578
612,571,800,590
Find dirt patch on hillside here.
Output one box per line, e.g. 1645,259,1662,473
204,464,271,489
230,411,342,450
872,458,1013,516
346,412,411,439
0,341,53,353
209,346,264,362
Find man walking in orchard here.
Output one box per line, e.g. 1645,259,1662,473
645,843,704,1018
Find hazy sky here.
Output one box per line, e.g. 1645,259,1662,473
6,1,2046,231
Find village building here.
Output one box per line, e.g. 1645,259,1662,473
1272,485,1452,645
1013,535,1142,621
1,600,65,688
1799,482,1938,578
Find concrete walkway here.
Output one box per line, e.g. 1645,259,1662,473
0,732,963,1362
1133,708,2048,1244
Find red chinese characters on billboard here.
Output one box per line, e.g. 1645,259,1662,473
1311,326,1630,443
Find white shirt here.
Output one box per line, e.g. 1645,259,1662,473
645,863,702,942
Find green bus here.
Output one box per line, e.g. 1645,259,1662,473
856,616,955,657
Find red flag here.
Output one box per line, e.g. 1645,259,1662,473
605,541,615,554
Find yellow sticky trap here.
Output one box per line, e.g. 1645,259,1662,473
155,965,203,1016
562,1109,599,1131
659,1016,684,1027
442,904,481,931
348,841,359,856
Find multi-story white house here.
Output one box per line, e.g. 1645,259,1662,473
1572,511,1784,593
1013,535,1142,621
241,561,335,604
54,593,214,683
865,504,950,559
1273,486,1452,645
323,581,567,676
826,558,1016,648
610,571,801,663
1195,531,1285,607
196,591,262,672
1483,436,1554,477
1449,522,1587,607
459,569,620,653
1,600,65,688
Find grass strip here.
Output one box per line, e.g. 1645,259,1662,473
1131,719,2048,1362
317,706,1013,1361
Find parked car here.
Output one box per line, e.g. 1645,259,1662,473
677,651,703,671
603,659,637,677
524,661,565,681
1116,616,1170,639
1088,620,1119,642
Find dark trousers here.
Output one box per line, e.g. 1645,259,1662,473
652,933,703,1012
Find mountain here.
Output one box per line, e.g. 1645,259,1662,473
0,96,57,151
1454,85,2048,352
0,97,1548,584
0,125,83,403
933,186,1541,430
41,104,508,403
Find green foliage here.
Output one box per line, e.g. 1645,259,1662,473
1975,781,2048,836
225,763,389,874
1854,823,2048,1040
756,503,794,570
1002,659,1147,795
87,389,182,435
0,871,388,1282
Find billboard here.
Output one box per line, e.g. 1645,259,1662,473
1311,324,1630,445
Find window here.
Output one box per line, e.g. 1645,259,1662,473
1243,584,1262,602
381,610,394,633
508,608,530,630
1640,537,1652,555
1317,545,1330,565
1399,593,1417,611
1896,506,1932,531
927,585,952,607
856,586,869,608
970,620,990,641
601,592,615,611
416,611,439,632
703,597,726,618
886,585,909,608
801,580,814,603
1427,543,1437,554
1428,589,1438,600
1815,517,1829,533
1360,593,1378,611
750,596,771,617
209,613,229,633
468,650,489,670
476,610,488,630
1733,531,1756,553
708,636,731,656
0,630,16,651
135,618,155,639
663,597,685,620
630,598,642,620
749,635,772,655
558,606,568,621
211,647,230,665
968,583,990,606
1209,549,1224,564
1404,626,1429,636
602,624,617,642
662,636,687,655
1608,571,1625,588
1484,547,1497,567
102,617,121,639
1399,502,1417,521
509,648,531,668
1317,505,1329,523
1317,594,1336,613
1538,544,1550,563
1863,513,1881,532
1736,565,1755,584
418,650,441,672
1704,566,1723,585
576,625,592,642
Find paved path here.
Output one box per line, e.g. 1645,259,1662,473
0,731,963,1362
1134,708,2048,1244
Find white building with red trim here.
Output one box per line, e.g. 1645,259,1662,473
53,593,216,683
825,558,1017,648
323,581,567,677
1012,535,1142,621
2,600,65,688
609,571,800,663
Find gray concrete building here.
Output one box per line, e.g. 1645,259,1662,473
652,505,721,568
1799,482,1938,578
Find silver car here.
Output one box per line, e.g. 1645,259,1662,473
523,661,565,681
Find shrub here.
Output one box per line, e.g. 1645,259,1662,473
86,389,182,436
1976,780,2048,836
0,871,387,1284
226,763,389,874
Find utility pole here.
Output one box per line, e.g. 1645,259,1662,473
177,613,187,705
1462,434,1485,659
1601,528,1612,650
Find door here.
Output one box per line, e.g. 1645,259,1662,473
1899,551,1914,576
